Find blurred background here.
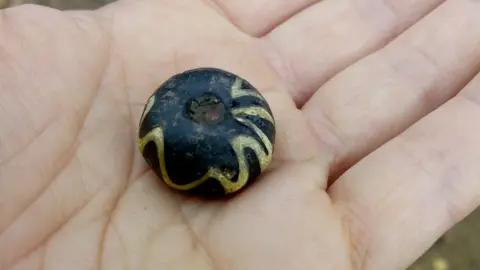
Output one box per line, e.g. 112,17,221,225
0,0,113,9
0,0,479,269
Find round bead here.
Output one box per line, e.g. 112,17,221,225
137,68,276,198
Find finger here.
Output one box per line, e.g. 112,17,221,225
264,0,445,106
210,0,318,37
302,0,480,178
329,71,480,270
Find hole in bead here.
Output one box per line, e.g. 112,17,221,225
187,93,226,125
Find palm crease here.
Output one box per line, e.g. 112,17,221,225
2,0,480,270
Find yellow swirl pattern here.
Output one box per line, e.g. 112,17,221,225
139,95,156,124
138,127,236,191
231,106,274,123
137,76,274,194
227,117,273,190
231,77,266,101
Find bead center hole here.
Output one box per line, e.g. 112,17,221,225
188,94,226,125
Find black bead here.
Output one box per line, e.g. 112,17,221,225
137,68,276,198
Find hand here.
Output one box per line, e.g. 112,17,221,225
1,1,480,269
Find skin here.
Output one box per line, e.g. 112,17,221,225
1,0,480,269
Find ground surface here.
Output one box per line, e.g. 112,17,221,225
0,0,478,269
411,208,480,270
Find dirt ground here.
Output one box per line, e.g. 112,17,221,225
1,0,479,269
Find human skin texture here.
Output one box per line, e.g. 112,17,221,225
1,0,480,269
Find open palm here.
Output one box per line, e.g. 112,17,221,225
2,0,480,269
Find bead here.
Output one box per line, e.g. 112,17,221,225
137,68,275,198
